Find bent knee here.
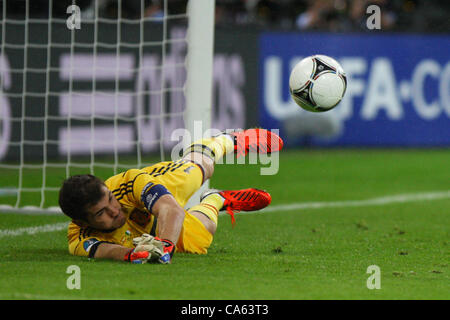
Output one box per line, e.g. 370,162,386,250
183,153,214,181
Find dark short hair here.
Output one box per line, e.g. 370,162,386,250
58,174,106,222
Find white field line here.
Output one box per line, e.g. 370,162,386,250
0,222,68,239
0,190,448,238
250,190,450,215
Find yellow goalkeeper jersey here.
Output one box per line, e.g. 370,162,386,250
67,159,210,258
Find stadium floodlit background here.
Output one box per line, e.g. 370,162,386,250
0,0,449,301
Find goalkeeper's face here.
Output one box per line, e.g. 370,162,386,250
84,186,126,231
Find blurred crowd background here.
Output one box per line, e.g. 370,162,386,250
0,0,449,33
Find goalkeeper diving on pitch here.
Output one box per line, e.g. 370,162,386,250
58,128,283,264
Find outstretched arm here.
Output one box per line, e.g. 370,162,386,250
91,194,184,263
93,240,164,264
94,242,135,261
151,194,185,246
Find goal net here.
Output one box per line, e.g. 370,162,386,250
0,0,215,213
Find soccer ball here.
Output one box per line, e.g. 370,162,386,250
289,54,347,112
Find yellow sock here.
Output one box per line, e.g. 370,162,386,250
188,193,224,225
184,134,234,163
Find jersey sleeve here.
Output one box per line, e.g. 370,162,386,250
68,222,114,258
109,168,172,214
131,170,172,213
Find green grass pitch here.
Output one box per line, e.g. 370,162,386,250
0,149,449,299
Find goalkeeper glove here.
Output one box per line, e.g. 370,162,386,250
124,249,151,264
128,234,175,264
124,234,164,264
154,237,175,264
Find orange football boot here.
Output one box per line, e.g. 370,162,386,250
201,188,272,225
226,128,284,157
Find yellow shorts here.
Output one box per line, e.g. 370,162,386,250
142,160,213,254
176,212,213,254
